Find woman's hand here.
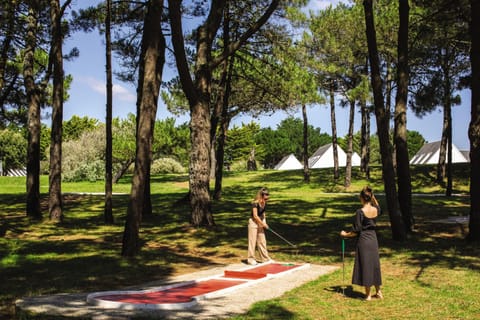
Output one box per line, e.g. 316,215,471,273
340,230,353,238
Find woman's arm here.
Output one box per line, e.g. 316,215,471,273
252,206,268,229
340,209,361,238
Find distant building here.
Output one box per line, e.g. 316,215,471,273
308,143,360,169
410,141,469,165
274,153,303,170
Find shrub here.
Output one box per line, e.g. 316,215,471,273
0,129,27,172
151,157,185,174
62,129,105,181
63,160,105,182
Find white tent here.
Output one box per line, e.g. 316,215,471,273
308,143,361,169
274,153,303,170
410,141,469,165
6,167,27,177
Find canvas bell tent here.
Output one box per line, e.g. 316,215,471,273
410,141,469,165
308,143,361,169
274,153,303,170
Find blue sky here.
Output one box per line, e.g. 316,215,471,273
62,0,471,150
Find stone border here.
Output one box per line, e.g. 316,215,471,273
16,263,338,319
86,262,310,311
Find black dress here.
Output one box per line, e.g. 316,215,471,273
351,206,382,287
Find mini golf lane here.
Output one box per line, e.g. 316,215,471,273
86,262,309,310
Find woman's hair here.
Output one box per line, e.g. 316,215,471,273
360,186,378,206
253,187,269,202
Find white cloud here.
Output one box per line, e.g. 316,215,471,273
81,76,136,103
112,84,136,103
83,76,104,94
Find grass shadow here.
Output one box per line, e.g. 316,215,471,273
325,285,365,300
243,301,297,319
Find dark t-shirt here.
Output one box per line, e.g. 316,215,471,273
252,202,266,220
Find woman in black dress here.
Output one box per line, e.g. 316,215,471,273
340,186,383,301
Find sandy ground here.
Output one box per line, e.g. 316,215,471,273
15,263,338,320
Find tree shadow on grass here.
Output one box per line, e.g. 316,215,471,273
375,195,479,274
0,192,222,319
244,301,296,320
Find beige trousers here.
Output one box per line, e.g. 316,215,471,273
247,218,270,264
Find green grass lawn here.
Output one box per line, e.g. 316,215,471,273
0,164,478,319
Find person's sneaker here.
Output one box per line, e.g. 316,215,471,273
261,259,274,263
247,260,258,265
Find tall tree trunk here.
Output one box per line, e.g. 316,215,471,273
437,108,448,183
394,0,413,233
104,0,114,224
0,0,17,101
24,1,42,220
467,0,480,241
385,66,393,124
247,148,257,171
213,114,230,200
210,65,227,183
168,0,223,227
143,165,153,217
213,53,234,200
360,56,371,180
385,65,396,169
344,99,355,188
48,0,65,222
189,81,214,226
438,49,454,190
329,81,339,180
360,97,370,179
302,104,310,183
446,102,453,196
122,0,165,257
363,0,406,241
210,137,217,180
360,57,371,180
211,2,230,186
143,108,155,218
188,12,222,226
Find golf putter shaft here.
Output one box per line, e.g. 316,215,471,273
342,237,345,295
267,227,296,247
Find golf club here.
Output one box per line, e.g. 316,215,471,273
267,227,296,248
342,237,345,296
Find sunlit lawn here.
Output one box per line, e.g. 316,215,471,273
1,164,478,319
